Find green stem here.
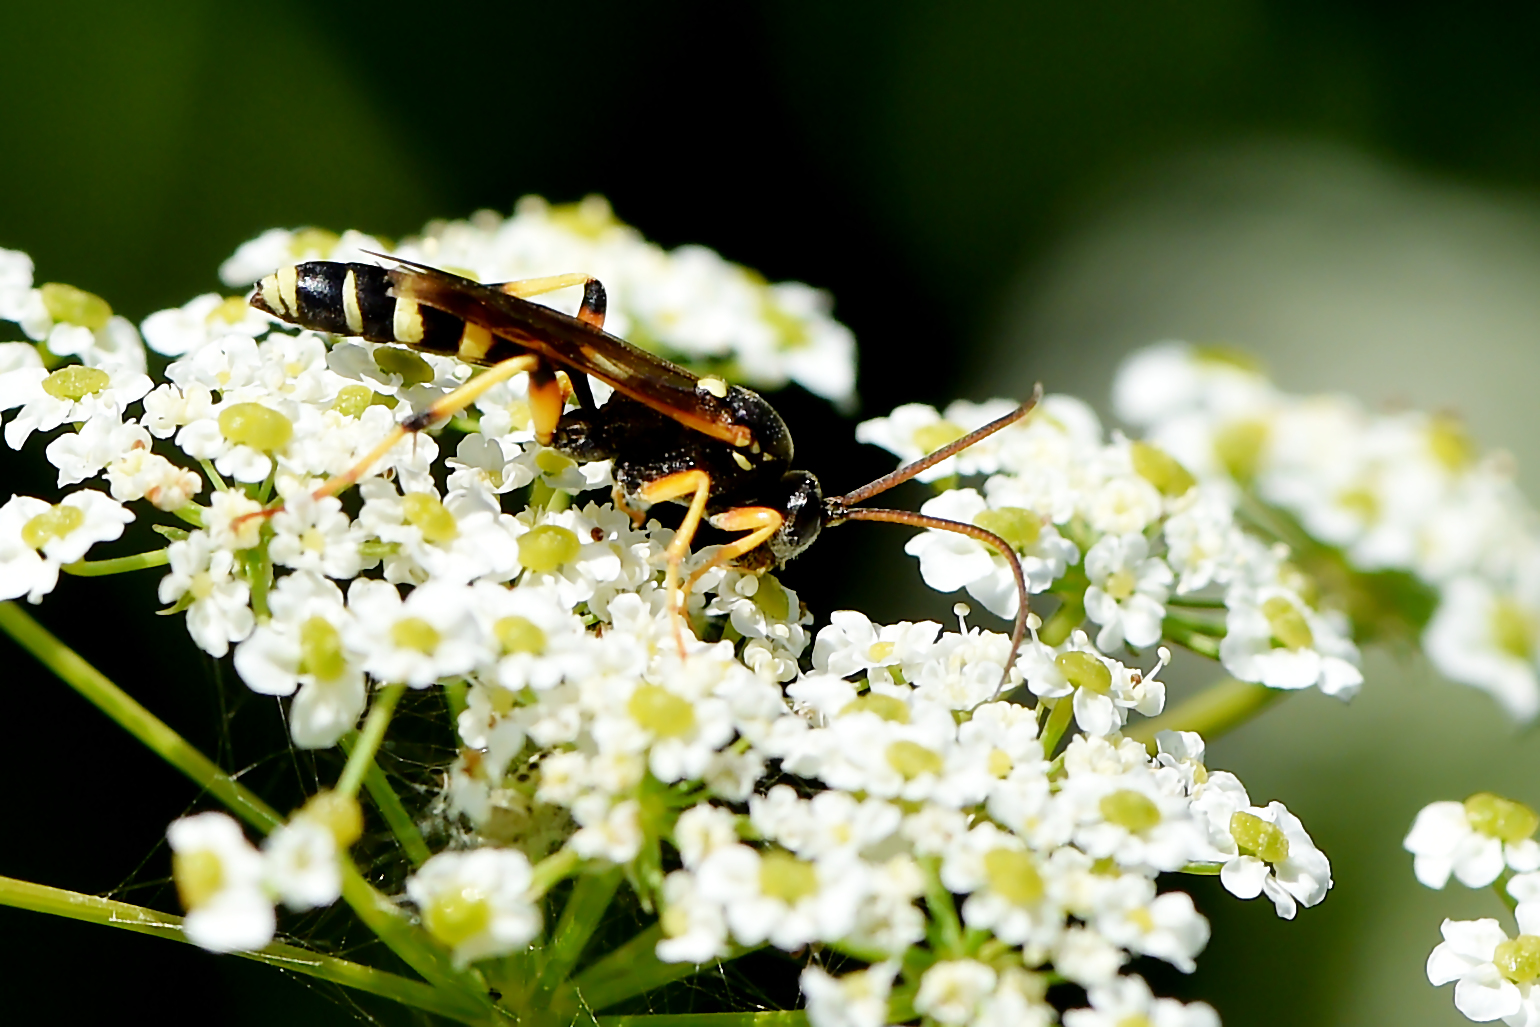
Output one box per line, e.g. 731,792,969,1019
60,549,171,576
336,684,405,799
596,1015,806,1027
1495,870,1519,916
920,857,963,958
1126,677,1286,751
171,502,206,528
0,876,490,1025
1179,862,1224,876
1166,595,1226,609
0,604,493,1012
1161,616,1223,660
560,925,759,1015
529,846,581,900
0,601,282,832
338,732,430,866
1039,695,1076,754
1039,592,1085,647
199,458,229,492
536,867,624,997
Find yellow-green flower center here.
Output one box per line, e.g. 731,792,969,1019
374,347,435,386
1104,568,1138,602
172,849,224,910
1230,810,1290,863
987,747,1014,778
423,889,492,947
1214,419,1268,482
840,693,911,723
303,789,364,847
299,616,347,681
40,365,111,401
534,449,575,475
974,506,1041,552
289,227,341,257
912,420,966,455
627,684,696,737
40,282,112,330
518,525,580,572
21,504,84,549
403,492,459,544
494,615,547,656
218,402,293,452
759,851,819,903
887,740,943,780
1101,790,1161,833
1428,414,1474,472
1262,596,1314,650
983,847,1044,905
331,384,388,417
1496,935,1540,984
391,617,441,655
752,575,790,621
1492,599,1538,662
1057,651,1111,694
1465,792,1540,842
1131,441,1196,497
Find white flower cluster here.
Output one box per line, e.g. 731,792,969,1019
217,195,856,405
1,231,1350,1025
1115,341,1540,719
1408,795,1540,1025
857,388,1364,702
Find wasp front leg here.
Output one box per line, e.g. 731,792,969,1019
682,507,784,597
634,469,714,656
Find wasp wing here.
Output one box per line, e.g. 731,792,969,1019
385,260,752,448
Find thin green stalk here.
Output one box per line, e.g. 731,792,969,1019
336,684,405,799
597,1015,806,1027
171,502,206,528
0,603,494,1013
1179,862,1224,876
529,845,581,900
199,458,229,492
61,549,171,576
560,925,759,1015
1160,615,1223,661
0,601,282,832
536,868,624,998
1039,592,1085,647
1495,870,1519,915
1165,595,1226,609
1126,677,1286,751
921,857,963,957
338,732,430,866
0,876,490,1025
1039,696,1076,755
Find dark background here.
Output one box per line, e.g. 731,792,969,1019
5,2,1540,1023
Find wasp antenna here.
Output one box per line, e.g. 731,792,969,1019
836,507,1029,694
838,384,1044,508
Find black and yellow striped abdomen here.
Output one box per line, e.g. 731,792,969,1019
252,261,509,366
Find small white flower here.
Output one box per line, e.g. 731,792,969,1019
1063,973,1220,1027
656,870,729,963
1083,532,1172,651
913,959,998,1026
801,961,898,1027
1428,910,1540,1025
0,490,134,603
168,812,274,953
0,361,151,450
1220,585,1362,699
158,531,254,658
1426,577,1540,722
405,848,541,967
695,843,863,950
1406,796,1540,889
262,817,341,911
345,579,487,687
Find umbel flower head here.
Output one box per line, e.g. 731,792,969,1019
49,196,1540,1025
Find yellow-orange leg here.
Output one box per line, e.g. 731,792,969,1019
636,469,714,656
613,486,647,528
683,506,784,597
232,354,545,536
494,273,607,329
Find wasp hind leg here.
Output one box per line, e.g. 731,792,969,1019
493,274,607,329
270,353,545,514
635,469,714,656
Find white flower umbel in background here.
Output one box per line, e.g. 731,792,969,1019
1406,794,1540,889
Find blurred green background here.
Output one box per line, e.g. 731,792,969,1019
6,2,1540,1023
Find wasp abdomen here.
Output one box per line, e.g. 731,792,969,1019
253,261,500,364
